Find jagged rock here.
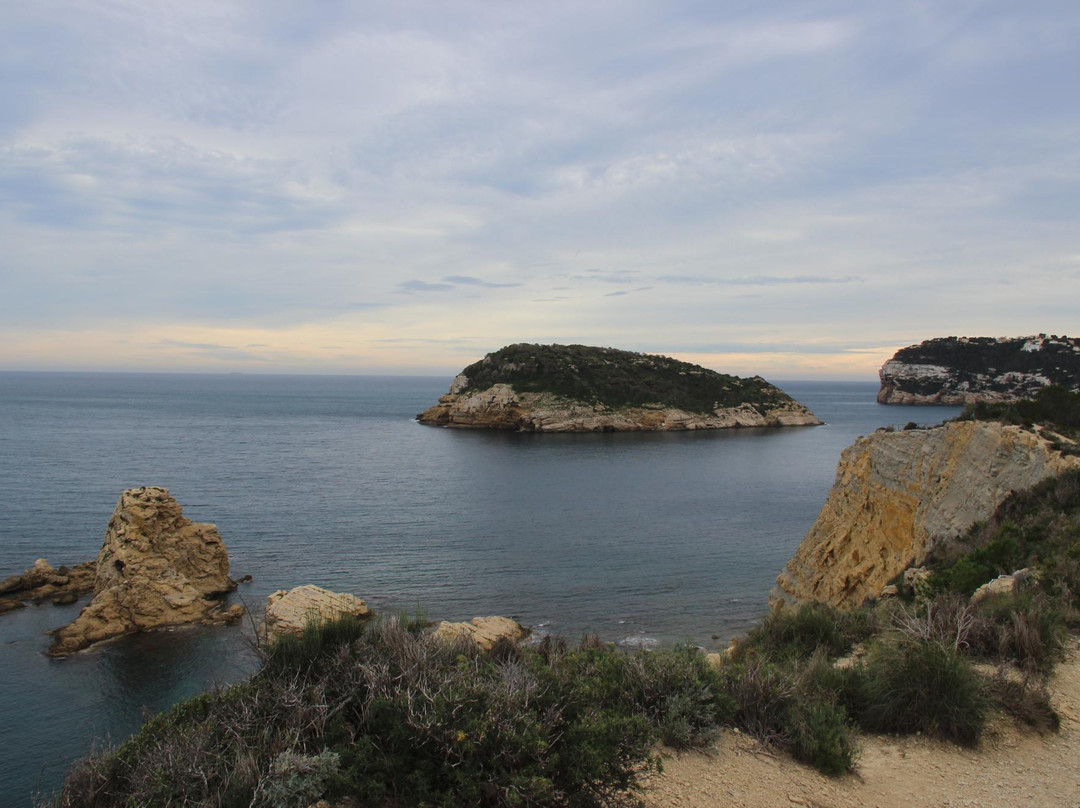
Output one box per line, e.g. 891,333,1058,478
418,344,820,432
971,568,1039,604
878,584,899,599
47,487,237,656
0,558,96,608
433,616,529,650
878,335,1080,405
771,421,1080,610
264,585,370,636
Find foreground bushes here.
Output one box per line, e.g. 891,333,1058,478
46,618,726,808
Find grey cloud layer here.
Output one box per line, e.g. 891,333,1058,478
1,1,1078,369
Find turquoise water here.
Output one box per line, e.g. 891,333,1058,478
0,373,960,805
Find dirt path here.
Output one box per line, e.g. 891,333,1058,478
642,643,1080,808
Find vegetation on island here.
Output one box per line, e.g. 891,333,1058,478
885,335,1080,398
456,344,796,414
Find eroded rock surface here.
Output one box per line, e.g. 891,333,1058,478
772,421,1080,610
264,585,371,636
0,558,96,613
48,487,238,656
419,384,820,432
433,616,529,650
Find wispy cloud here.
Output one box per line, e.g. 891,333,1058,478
1,2,1077,377
659,275,863,286
442,275,523,288
397,280,456,293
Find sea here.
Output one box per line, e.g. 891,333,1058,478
0,372,962,806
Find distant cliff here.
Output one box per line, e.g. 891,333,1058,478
878,335,1080,405
417,344,821,432
771,420,1080,610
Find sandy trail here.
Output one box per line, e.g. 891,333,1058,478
642,643,1080,808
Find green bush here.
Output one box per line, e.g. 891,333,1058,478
855,636,988,745
44,618,737,808
736,603,876,661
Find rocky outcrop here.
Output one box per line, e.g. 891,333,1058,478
48,487,240,656
878,335,1080,405
0,558,96,613
771,421,1080,610
418,384,820,432
433,616,529,650
264,585,371,636
418,344,820,432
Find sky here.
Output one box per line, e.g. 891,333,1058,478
1,1,1078,381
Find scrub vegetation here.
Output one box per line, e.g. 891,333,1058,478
457,343,796,414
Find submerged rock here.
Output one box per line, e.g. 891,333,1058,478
771,421,1080,610
263,585,371,636
47,487,238,656
418,344,820,432
433,616,529,650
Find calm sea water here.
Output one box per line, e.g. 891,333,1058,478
0,372,961,805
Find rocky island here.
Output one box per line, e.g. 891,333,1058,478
417,343,821,432
878,334,1080,405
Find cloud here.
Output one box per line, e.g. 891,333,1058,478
396,280,456,293
1,2,1078,377
604,286,653,297
659,275,863,286
442,275,523,288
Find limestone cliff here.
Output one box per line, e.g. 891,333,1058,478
417,344,820,432
771,421,1080,610
878,335,1080,405
48,487,241,656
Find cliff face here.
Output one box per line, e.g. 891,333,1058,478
418,383,819,431
878,335,1080,405
48,487,240,656
771,421,1080,610
417,344,821,432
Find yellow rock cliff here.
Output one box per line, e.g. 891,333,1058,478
771,421,1080,610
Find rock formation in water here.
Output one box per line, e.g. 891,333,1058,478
878,335,1080,405
263,585,371,636
48,487,241,656
433,616,530,650
417,344,821,432
0,558,96,614
771,421,1080,610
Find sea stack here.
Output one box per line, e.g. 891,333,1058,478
417,343,821,432
48,487,241,656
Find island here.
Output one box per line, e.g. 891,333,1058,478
878,334,1080,404
416,343,821,431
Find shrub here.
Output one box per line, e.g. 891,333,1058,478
44,618,737,808
736,603,876,661
967,593,1066,674
855,636,988,745
986,676,1060,732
